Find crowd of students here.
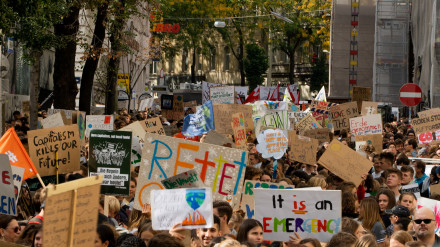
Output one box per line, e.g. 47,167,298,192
2,109,440,247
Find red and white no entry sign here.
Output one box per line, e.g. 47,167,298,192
399,83,422,107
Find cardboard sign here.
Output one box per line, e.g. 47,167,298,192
318,140,372,186
210,86,235,104
28,125,81,177
361,101,378,116
143,117,165,135
288,111,308,129
303,128,330,143
86,115,114,138
310,100,337,114
418,108,440,118
0,154,16,215
11,166,24,207
43,175,103,247
202,81,221,103
213,103,254,136
134,133,248,209
232,113,247,148
161,169,204,189
349,114,382,136
47,109,74,125
184,100,198,109
329,102,359,131
151,188,213,230
354,134,383,153
173,95,184,112
89,130,132,196
412,111,440,134
121,121,147,142
256,129,288,160
255,189,341,242
352,87,372,110
296,114,322,133
203,130,235,148
430,183,440,195
41,112,65,129
241,180,294,218
289,132,319,165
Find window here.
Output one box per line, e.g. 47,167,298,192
149,61,157,74
224,46,230,71
182,49,188,72
168,56,174,73
210,47,216,71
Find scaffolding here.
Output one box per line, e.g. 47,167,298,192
373,0,410,106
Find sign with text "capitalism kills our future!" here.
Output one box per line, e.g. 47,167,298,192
134,133,248,210
89,130,132,196
28,125,80,177
255,189,341,242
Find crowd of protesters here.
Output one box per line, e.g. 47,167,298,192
2,107,440,247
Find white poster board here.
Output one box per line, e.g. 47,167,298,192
210,86,235,104
41,112,65,129
86,115,114,138
349,114,382,136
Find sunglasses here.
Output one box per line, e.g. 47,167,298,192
413,219,435,224
7,226,20,233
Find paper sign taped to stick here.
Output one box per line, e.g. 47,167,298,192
161,169,204,189
86,115,114,138
0,154,16,215
254,189,341,242
210,86,235,104
89,130,132,196
329,102,359,131
361,101,378,116
303,128,330,143
289,132,319,165
203,130,235,148
256,129,288,160
355,134,383,153
43,176,103,247
213,103,254,137
349,114,382,136
241,180,294,218
28,125,80,177
151,188,213,230
41,112,65,129
318,140,372,187
134,133,248,209
295,114,322,133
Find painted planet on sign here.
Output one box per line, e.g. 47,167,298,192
291,105,297,111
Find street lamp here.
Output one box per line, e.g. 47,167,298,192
270,11,294,24
214,21,226,28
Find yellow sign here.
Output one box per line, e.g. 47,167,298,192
117,73,130,92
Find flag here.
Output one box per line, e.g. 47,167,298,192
283,84,300,104
182,101,215,137
236,94,243,104
244,86,260,104
315,86,327,102
0,128,38,180
267,84,279,101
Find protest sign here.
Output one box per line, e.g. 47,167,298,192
184,100,198,109
120,122,147,167
260,86,278,100
289,132,319,165
85,115,114,138
143,117,165,135
352,86,371,110
202,81,221,103
400,183,421,198
255,189,341,242
418,132,436,144
28,125,80,177
89,130,132,196
151,188,213,230
418,108,440,118
162,95,185,120
361,101,378,115
0,241,27,247
412,111,440,134
354,134,383,153
48,109,74,125
139,98,154,111
310,100,337,114
210,86,235,104
295,114,322,133
253,101,289,134
430,183,440,195
213,103,254,137
161,94,174,110
203,130,235,148
288,111,308,129
75,111,86,146
11,166,24,207
0,154,16,215
289,104,300,112
329,102,359,131
173,95,184,112
241,180,294,218
303,128,330,143
134,133,248,209
349,114,382,136
232,113,247,148
318,140,372,186
43,175,103,247
161,169,204,189
256,129,288,160
41,112,65,129
121,121,147,142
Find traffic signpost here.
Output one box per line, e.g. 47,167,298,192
399,83,422,124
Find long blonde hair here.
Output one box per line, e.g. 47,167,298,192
358,198,384,231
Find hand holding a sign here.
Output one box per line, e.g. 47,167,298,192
169,223,187,240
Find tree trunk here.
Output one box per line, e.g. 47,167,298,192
79,3,109,114
53,6,80,110
289,54,295,84
29,52,42,130
237,25,245,86
191,42,196,84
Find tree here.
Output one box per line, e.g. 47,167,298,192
310,55,328,92
244,43,268,92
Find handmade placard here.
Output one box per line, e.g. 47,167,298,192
161,169,204,189
28,125,80,177
210,86,235,104
241,180,294,218
85,115,114,138
256,129,288,160
151,188,213,230
295,114,322,133
41,112,65,129
289,132,319,165
0,154,16,215
354,134,383,153
213,103,254,137
318,140,372,187
412,111,440,134
329,102,359,131
43,175,103,247
134,133,248,209
161,94,174,110
310,100,337,114
143,117,165,135
303,128,330,143
89,130,132,196
349,114,382,136
352,86,371,110
254,189,341,242
232,113,247,148
361,101,378,116
11,166,24,207
203,130,235,148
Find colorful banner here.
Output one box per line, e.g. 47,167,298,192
182,101,215,137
